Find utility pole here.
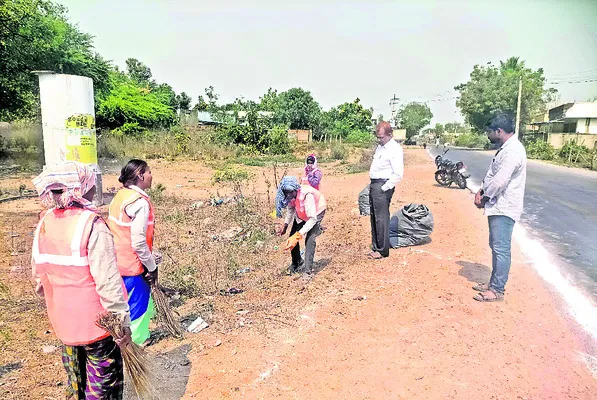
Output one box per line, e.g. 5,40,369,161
515,76,522,135
389,94,400,126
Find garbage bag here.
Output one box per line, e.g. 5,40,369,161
358,185,370,216
389,203,434,248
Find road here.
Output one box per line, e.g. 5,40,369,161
429,146,597,301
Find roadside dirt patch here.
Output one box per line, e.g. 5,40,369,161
0,149,595,399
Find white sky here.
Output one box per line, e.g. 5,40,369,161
59,0,597,124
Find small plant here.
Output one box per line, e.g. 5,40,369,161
330,143,349,160
212,166,251,197
172,126,191,154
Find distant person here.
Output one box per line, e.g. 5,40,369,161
108,159,160,346
435,138,440,147
302,154,322,190
276,176,326,274
423,143,427,150
31,162,130,399
367,121,404,259
473,113,527,302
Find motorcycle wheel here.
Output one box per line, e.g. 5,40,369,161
435,170,451,186
455,174,467,189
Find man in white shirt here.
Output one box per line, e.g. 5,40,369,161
473,113,527,302
368,121,404,259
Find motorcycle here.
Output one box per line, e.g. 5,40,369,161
434,148,449,168
434,160,470,189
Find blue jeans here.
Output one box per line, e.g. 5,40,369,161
488,215,515,294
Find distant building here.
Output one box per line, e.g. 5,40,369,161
529,102,597,149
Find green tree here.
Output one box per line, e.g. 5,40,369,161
0,0,111,120
397,102,433,139
176,92,192,111
194,95,208,111
153,83,179,110
125,58,153,86
274,87,321,130
455,56,557,133
434,123,445,135
96,71,176,129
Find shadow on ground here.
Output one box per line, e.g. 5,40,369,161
312,257,332,275
125,344,192,400
457,261,491,283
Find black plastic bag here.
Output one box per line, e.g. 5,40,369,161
389,203,434,248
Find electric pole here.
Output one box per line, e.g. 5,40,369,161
389,94,400,126
515,77,522,135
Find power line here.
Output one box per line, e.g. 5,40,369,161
547,78,597,85
546,68,597,78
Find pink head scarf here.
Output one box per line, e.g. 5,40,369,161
32,162,96,209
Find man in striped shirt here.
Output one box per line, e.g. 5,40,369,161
473,113,527,302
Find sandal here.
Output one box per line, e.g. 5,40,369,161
473,289,503,302
472,282,489,292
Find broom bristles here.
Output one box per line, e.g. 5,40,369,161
151,283,184,338
96,312,154,398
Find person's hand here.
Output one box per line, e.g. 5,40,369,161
284,232,302,251
277,223,288,236
115,326,132,348
34,282,44,298
144,267,158,285
153,251,163,266
474,190,483,208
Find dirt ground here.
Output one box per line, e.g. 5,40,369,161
0,149,596,399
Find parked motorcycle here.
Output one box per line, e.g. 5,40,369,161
434,160,470,189
434,148,449,168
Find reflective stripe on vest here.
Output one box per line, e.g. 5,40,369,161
107,187,155,276
295,185,326,222
33,208,110,346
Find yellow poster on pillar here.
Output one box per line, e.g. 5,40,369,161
64,114,98,164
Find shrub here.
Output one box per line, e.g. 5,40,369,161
330,143,348,160
455,132,489,148
212,166,251,196
345,130,374,146
111,122,148,137
259,125,291,155
559,140,590,164
525,140,556,160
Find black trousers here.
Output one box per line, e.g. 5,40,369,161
289,219,323,273
369,180,394,257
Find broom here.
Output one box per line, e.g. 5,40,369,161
96,312,154,398
150,281,184,338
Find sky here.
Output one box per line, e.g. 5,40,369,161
58,0,597,124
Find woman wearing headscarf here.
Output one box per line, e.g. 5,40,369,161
276,176,326,274
108,159,159,347
302,154,322,190
31,161,131,400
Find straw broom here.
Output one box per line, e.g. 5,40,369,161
96,312,154,398
150,281,184,338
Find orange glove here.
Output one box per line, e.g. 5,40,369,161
284,232,303,251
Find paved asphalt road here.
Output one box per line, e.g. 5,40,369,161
429,146,597,301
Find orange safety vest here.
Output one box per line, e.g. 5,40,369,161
295,185,326,222
33,208,110,346
108,187,155,277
